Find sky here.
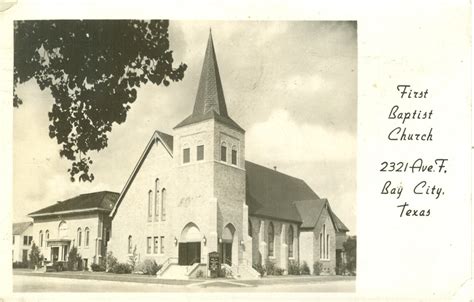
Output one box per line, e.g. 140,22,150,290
13,20,357,234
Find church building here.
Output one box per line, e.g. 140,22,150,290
108,32,349,279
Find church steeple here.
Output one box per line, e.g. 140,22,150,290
174,31,244,132
193,30,228,117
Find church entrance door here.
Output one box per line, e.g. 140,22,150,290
178,242,201,265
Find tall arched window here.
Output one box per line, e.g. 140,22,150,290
85,227,90,247
231,145,237,165
268,222,275,257
320,224,329,260
77,228,82,247
147,190,153,221
161,188,166,221
220,142,227,162
248,219,253,237
45,230,49,246
154,179,160,219
58,221,67,238
288,225,294,258
39,230,43,247
128,235,133,254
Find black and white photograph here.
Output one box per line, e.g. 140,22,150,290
11,20,357,292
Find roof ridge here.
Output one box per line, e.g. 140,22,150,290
245,160,307,182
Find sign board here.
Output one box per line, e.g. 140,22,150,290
208,251,220,278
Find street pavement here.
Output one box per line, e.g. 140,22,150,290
13,273,355,292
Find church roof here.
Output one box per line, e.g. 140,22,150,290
13,221,32,235
174,31,244,132
29,191,119,217
245,161,319,223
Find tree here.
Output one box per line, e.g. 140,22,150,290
67,246,83,270
343,235,356,275
14,20,187,182
29,243,42,269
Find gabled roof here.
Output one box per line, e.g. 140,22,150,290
109,130,174,218
293,199,327,229
245,161,319,223
174,31,244,133
29,191,119,217
13,221,33,235
328,206,350,232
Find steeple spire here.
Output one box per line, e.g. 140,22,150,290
174,31,244,132
192,30,228,117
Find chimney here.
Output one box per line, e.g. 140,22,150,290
273,166,277,171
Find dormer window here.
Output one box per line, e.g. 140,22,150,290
221,142,227,162
183,147,190,163
231,146,237,165
197,145,204,161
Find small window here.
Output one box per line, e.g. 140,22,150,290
29,236,33,245
221,142,227,162
12,236,15,244
85,227,90,247
128,235,133,254
197,145,204,161
147,237,152,254
45,230,49,241
183,148,190,163
39,231,43,247
153,236,159,254
231,146,237,165
77,228,82,247
160,236,165,254
23,236,28,245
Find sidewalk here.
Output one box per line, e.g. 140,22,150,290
13,269,355,287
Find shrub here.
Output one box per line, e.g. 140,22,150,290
343,236,357,275
128,246,139,270
253,263,266,277
91,263,106,272
265,260,276,275
110,262,133,274
12,261,29,269
67,247,82,271
288,260,300,275
313,261,323,275
275,267,285,276
106,251,118,272
135,259,161,275
300,261,310,275
195,269,205,279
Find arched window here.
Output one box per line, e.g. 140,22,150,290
288,225,294,258
220,142,227,162
326,234,330,260
39,230,43,247
77,228,82,247
128,235,133,254
161,188,166,221
268,222,274,257
320,224,328,260
248,219,253,237
58,221,67,238
154,179,160,219
85,227,90,247
147,189,153,221
183,144,190,163
231,145,237,165
197,144,204,161
45,230,49,245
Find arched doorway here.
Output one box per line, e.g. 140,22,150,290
178,223,201,266
220,224,236,266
